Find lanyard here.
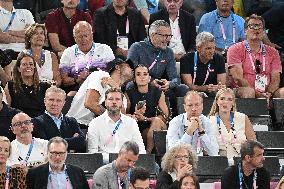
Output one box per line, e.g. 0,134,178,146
48,169,70,189
217,11,236,48
192,52,212,85
216,113,237,144
5,166,10,189
105,119,123,145
149,51,161,70
244,40,266,73
117,17,129,35
74,43,96,72
28,49,45,66
23,138,35,164
238,163,257,189
117,169,130,189
3,12,16,32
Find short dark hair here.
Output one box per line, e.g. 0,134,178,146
119,141,139,155
179,173,200,189
105,88,124,100
240,140,264,160
130,167,150,185
244,14,265,30
47,136,68,151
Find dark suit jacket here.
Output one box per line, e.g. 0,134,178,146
32,113,86,152
149,9,196,52
94,4,147,53
26,163,89,189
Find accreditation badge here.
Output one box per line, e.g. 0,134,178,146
117,36,128,50
255,74,268,93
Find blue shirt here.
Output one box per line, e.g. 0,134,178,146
167,113,219,156
45,111,63,130
47,165,73,189
128,38,180,89
198,9,245,49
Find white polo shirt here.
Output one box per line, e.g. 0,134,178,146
0,6,34,52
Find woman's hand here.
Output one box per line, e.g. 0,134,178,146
176,163,193,181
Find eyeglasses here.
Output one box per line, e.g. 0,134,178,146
255,59,261,74
134,187,151,189
247,24,263,30
12,120,32,127
49,151,67,157
174,155,189,160
166,0,180,3
155,33,173,39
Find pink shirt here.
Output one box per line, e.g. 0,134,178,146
227,41,282,88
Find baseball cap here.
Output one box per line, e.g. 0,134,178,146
106,56,134,74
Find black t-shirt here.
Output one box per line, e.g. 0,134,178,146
180,52,226,85
8,81,50,118
221,164,270,189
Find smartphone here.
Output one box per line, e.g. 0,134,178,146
156,79,164,86
136,100,146,110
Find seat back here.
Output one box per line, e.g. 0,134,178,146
196,156,229,180
66,153,103,175
236,98,269,116
153,130,167,157
109,153,157,175
256,131,284,148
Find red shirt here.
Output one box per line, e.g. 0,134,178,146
45,8,93,48
227,41,282,89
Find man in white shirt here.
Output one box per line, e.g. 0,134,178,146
8,112,48,168
59,21,115,91
67,57,133,126
87,88,146,159
167,90,219,156
0,0,34,58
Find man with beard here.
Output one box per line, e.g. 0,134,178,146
26,136,89,189
45,0,92,56
32,86,86,152
198,0,245,56
8,112,48,168
67,57,133,127
93,141,140,189
221,140,270,189
87,88,146,158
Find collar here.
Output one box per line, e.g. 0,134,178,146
74,42,96,56
103,111,124,124
0,6,16,14
49,164,67,174
45,110,63,120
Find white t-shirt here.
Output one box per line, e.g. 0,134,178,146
8,138,48,167
0,6,35,52
67,70,127,125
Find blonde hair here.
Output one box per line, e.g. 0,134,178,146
208,88,237,116
276,176,284,189
161,143,198,173
0,136,11,156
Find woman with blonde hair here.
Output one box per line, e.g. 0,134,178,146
0,136,26,188
24,23,61,86
156,143,198,189
208,88,256,159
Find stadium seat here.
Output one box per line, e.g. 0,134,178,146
153,130,167,157
66,153,103,177
196,156,229,181
272,98,284,130
256,131,284,156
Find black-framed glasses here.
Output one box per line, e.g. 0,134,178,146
155,33,173,39
49,151,67,157
134,187,151,189
166,0,180,3
255,59,261,74
174,155,190,160
248,24,263,30
12,120,32,127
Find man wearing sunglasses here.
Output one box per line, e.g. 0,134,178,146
149,0,196,61
227,14,284,98
9,112,48,168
